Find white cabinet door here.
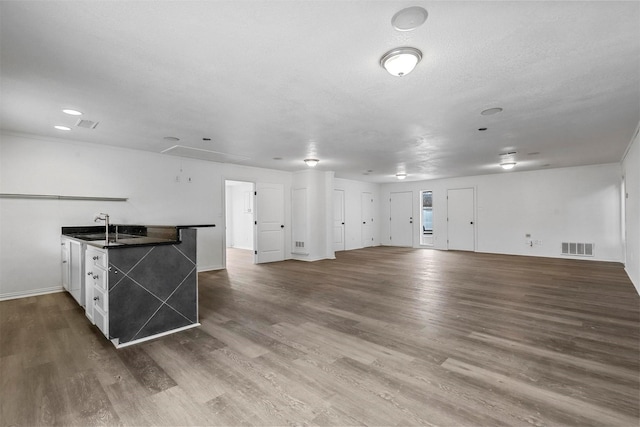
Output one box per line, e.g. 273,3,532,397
68,240,84,305
447,188,475,251
390,191,413,247
255,182,285,263
61,239,70,291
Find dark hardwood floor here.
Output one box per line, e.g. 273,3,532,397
1,247,638,426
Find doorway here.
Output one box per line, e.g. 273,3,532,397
447,188,475,251
225,180,255,266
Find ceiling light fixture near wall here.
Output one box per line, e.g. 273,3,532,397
62,109,82,116
391,6,428,31
163,136,180,142
499,151,517,170
396,173,407,180
304,158,319,167
54,125,71,131
500,162,516,170
380,47,422,77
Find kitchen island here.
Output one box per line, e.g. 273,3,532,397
61,224,214,348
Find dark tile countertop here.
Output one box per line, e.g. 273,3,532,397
62,224,215,249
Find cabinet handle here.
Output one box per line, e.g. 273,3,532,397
62,260,67,264
93,296,100,301
93,256,99,261
87,272,93,276
93,275,99,280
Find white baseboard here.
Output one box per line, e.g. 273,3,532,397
0,286,64,301
197,264,224,272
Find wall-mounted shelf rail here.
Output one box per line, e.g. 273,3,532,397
0,193,128,202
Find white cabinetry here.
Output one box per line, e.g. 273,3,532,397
61,237,84,305
85,247,109,338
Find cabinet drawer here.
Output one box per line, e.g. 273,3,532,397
93,307,108,338
92,267,108,290
88,250,107,268
93,286,108,313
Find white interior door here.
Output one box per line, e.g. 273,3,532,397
390,191,413,247
361,192,374,247
447,188,475,251
256,182,285,263
333,189,345,251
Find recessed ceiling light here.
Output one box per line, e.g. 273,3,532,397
304,158,319,167
391,6,428,31
481,107,503,116
478,127,488,131
396,173,407,180
163,136,180,142
62,109,82,116
54,125,71,131
380,47,422,77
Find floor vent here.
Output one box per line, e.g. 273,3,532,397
561,242,594,257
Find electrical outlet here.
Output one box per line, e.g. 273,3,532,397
175,175,180,182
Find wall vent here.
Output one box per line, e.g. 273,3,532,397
561,242,594,257
295,241,305,248
75,119,99,129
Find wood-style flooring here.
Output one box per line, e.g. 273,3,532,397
1,247,638,426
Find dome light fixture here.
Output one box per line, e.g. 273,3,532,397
380,47,422,77
54,125,71,131
501,162,516,170
304,158,319,167
396,173,407,180
62,109,82,116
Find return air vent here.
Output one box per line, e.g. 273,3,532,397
161,145,250,163
295,241,305,248
561,242,594,257
75,119,99,129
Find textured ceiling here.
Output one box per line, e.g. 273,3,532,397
1,1,639,182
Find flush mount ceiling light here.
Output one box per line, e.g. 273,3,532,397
396,173,407,180
304,158,319,167
499,151,517,170
62,109,82,116
380,47,422,77
481,107,503,116
500,162,516,170
391,6,428,31
163,136,180,142
54,125,71,131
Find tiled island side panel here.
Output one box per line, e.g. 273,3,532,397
107,229,198,344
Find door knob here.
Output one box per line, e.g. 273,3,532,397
280,225,284,228
342,222,345,225
470,221,474,224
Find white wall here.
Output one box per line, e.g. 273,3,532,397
225,181,254,250
0,132,292,299
380,164,624,262
334,178,381,250
291,169,335,261
622,130,640,293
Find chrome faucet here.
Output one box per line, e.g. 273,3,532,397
94,213,110,240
